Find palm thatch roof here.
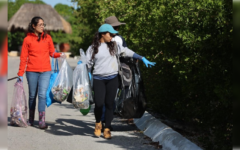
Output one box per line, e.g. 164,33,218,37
8,3,72,34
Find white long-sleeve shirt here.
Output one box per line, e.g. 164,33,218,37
86,42,134,77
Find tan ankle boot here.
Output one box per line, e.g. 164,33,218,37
103,128,111,139
94,122,102,137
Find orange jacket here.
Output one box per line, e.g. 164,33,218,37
18,32,61,76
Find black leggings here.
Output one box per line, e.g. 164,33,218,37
93,76,118,128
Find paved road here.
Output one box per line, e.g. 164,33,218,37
7,57,158,150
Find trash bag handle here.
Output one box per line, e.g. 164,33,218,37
113,41,125,88
51,52,55,70
52,52,59,73
131,66,137,98
55,59,59,73
7,76,19,81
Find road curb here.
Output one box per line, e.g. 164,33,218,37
134,112,203,150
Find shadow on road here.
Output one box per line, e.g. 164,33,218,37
96,133,151,150
7,116,157,149
50,103,76,110
44,118,95,136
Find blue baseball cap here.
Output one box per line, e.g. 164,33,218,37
98,24,118,34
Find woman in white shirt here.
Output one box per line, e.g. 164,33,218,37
78,24,156,139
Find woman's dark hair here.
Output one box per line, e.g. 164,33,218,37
91,32,115,60
28,16,47,41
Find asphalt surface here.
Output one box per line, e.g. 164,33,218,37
7,57,159,150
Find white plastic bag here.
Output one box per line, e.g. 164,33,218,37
51,59,73,102
72,49,93,109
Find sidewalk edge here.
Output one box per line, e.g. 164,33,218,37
134,111,203,150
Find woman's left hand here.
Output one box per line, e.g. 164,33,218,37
60,53,66,59
142,57,156,68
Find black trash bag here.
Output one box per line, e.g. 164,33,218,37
66,86,73,103
115,58,147,119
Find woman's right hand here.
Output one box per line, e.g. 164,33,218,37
17,76,23,82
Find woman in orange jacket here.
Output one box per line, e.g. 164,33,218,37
17,16,66,129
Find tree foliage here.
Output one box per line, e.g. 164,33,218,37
8,0,45,20
50,3,82,55
73,0,232,149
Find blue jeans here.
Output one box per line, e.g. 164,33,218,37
26,71,51,112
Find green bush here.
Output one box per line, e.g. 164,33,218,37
73,0,232,149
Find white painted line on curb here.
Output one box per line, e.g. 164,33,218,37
134,112,203,150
